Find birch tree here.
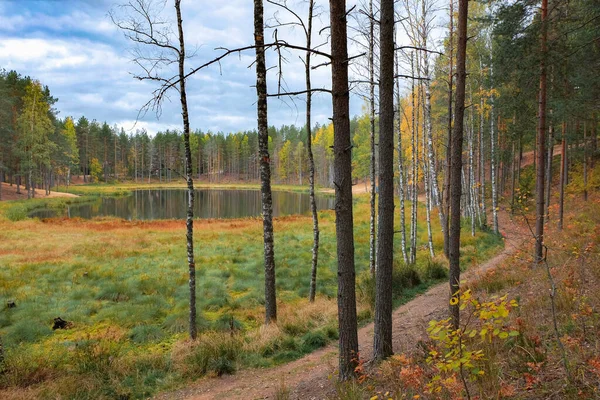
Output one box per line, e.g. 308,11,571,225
111,0,198,339
254,0,278,323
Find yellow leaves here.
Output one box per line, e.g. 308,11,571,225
426,289,519,394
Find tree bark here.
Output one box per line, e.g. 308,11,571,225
478,60,487,228
558,122,566,230
396,52,408,265
374,0,394,362
534,0,548,264
449,0,468,330
490,73,498,234
368,0,377,276
422,0,446,249
255,0,277,323
443,0,454,258
545,122,554,222
583,121,588,201
330,0,358,380
306,0,320,303
410,53,418,265
175,0,197,340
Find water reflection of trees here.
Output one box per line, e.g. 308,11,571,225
31,190,334,220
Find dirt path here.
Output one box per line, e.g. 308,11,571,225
155,208,528,400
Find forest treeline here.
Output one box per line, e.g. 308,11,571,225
0,69,344,192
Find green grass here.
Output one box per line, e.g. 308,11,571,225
0,184,503,399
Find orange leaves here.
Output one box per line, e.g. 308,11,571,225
587,357,600,379
523,372,540,390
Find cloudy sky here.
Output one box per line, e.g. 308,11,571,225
0,0,368,134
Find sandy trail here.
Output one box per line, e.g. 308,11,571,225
0,182,78,201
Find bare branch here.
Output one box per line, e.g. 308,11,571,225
267,88,332,97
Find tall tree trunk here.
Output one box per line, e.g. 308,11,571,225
449,0,468,330
330,0,358,380
490,76,498,234
545,122,554,222
534,0,548,264
511,140,516,213
396,52,408,265
443,0,454,258
368,0,377,276
558,122,566,230
306,0,321,303
254,0,277,324
410,53,418,265
423,0,446,248
374,0,394,362
591,114,597,168
175,0,197,340
468,90,476,236
417,50,434,258
478,63,487,228
583,121,588,201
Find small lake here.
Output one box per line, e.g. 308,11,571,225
29,189,335,220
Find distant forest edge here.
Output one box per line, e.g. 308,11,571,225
0,69,354,193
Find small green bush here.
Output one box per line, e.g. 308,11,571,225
392,262,422,291
6,204,27,221
213,314,243,333
301,331,328,352
182,333,241,377
5,321,52,345
323,324,339,340
419,260,448,281
281,321,308,336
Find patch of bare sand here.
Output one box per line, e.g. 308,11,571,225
0,182,78,201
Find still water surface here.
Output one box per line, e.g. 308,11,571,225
30,189,335,220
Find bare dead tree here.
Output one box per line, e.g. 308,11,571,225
304,0,321,303
264,0,322,303
111,0,198,339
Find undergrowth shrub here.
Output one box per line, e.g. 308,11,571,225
5,204,27,221
175,333,242,377
418,259,448,281
358,262,422,311
301,330,328,352
4,321,52,345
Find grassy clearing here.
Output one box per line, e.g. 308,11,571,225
359,191,600,399
0,184,502,399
